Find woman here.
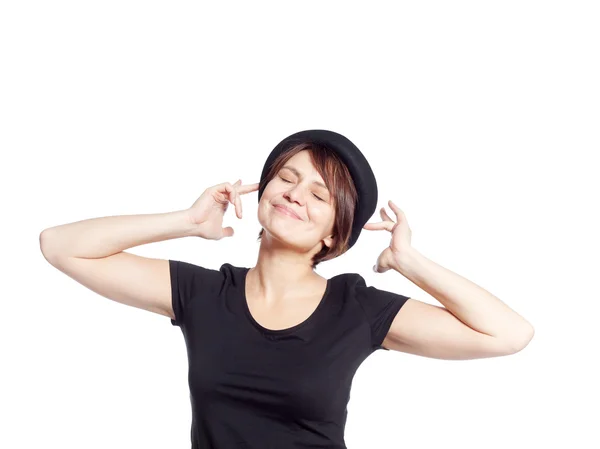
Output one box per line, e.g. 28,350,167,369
40,129,534,449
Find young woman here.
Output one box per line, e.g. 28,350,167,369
40,129,534,449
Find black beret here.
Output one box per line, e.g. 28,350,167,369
258,129,378,252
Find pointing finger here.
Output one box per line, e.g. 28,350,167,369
238,182,260,194
363,221,395,232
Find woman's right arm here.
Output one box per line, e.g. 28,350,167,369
38,181,256,320
39,210,197,321
40,209,196,261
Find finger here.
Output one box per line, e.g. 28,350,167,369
217,181,236,193
224,183,239,217
363,221,395,232
380,207,394,222
387,200,404,221
232,181,242,219
238,182,260,194
220,183,235,205
236,181,242,218
378,265,391,273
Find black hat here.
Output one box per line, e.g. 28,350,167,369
258,129,378,251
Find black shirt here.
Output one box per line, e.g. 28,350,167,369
169,260,410,449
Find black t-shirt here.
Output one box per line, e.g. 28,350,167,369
169,260,410,449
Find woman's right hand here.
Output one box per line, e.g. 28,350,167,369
186,179,260,240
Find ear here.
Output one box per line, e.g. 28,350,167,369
322,234,335,249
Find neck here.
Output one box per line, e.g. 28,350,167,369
247,234,324,304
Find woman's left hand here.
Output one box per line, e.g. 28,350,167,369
362,200,413,273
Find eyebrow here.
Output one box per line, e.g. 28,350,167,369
281,165,329,191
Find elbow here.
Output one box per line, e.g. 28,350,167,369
507,325,535,354
40,230,49,258
40,229,60,265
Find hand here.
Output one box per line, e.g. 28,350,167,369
187,179,260,240
362,200,413,273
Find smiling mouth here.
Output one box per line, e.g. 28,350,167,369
274,205,302,220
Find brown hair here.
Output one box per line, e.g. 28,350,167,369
257,142,358,269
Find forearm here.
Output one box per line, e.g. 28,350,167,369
40,209,196,260
395,249,534,345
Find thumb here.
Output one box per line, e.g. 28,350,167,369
222,226,234,238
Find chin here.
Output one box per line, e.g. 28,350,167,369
259,221,303,243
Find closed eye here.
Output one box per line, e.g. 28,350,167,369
279,176,325,201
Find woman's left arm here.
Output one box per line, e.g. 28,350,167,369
364,200,534,354
394,248,535,348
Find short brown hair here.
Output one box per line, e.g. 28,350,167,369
257,142,358,269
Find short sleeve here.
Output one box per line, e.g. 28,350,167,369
354,276,411,351
169,259,224,327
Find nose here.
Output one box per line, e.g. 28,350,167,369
283,183,308,206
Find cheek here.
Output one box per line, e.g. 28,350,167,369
260,183,278,201
257,200,271,218
310,205,334,224
262,182,281,200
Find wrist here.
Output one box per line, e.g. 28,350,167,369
393,247,420,273
171,209,198,238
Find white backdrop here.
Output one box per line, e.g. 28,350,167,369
2,1,598,448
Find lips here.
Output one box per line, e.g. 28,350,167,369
273,204,302,220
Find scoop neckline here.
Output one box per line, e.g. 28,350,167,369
240,267,332,336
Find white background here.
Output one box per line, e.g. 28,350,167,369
2,1,599,448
